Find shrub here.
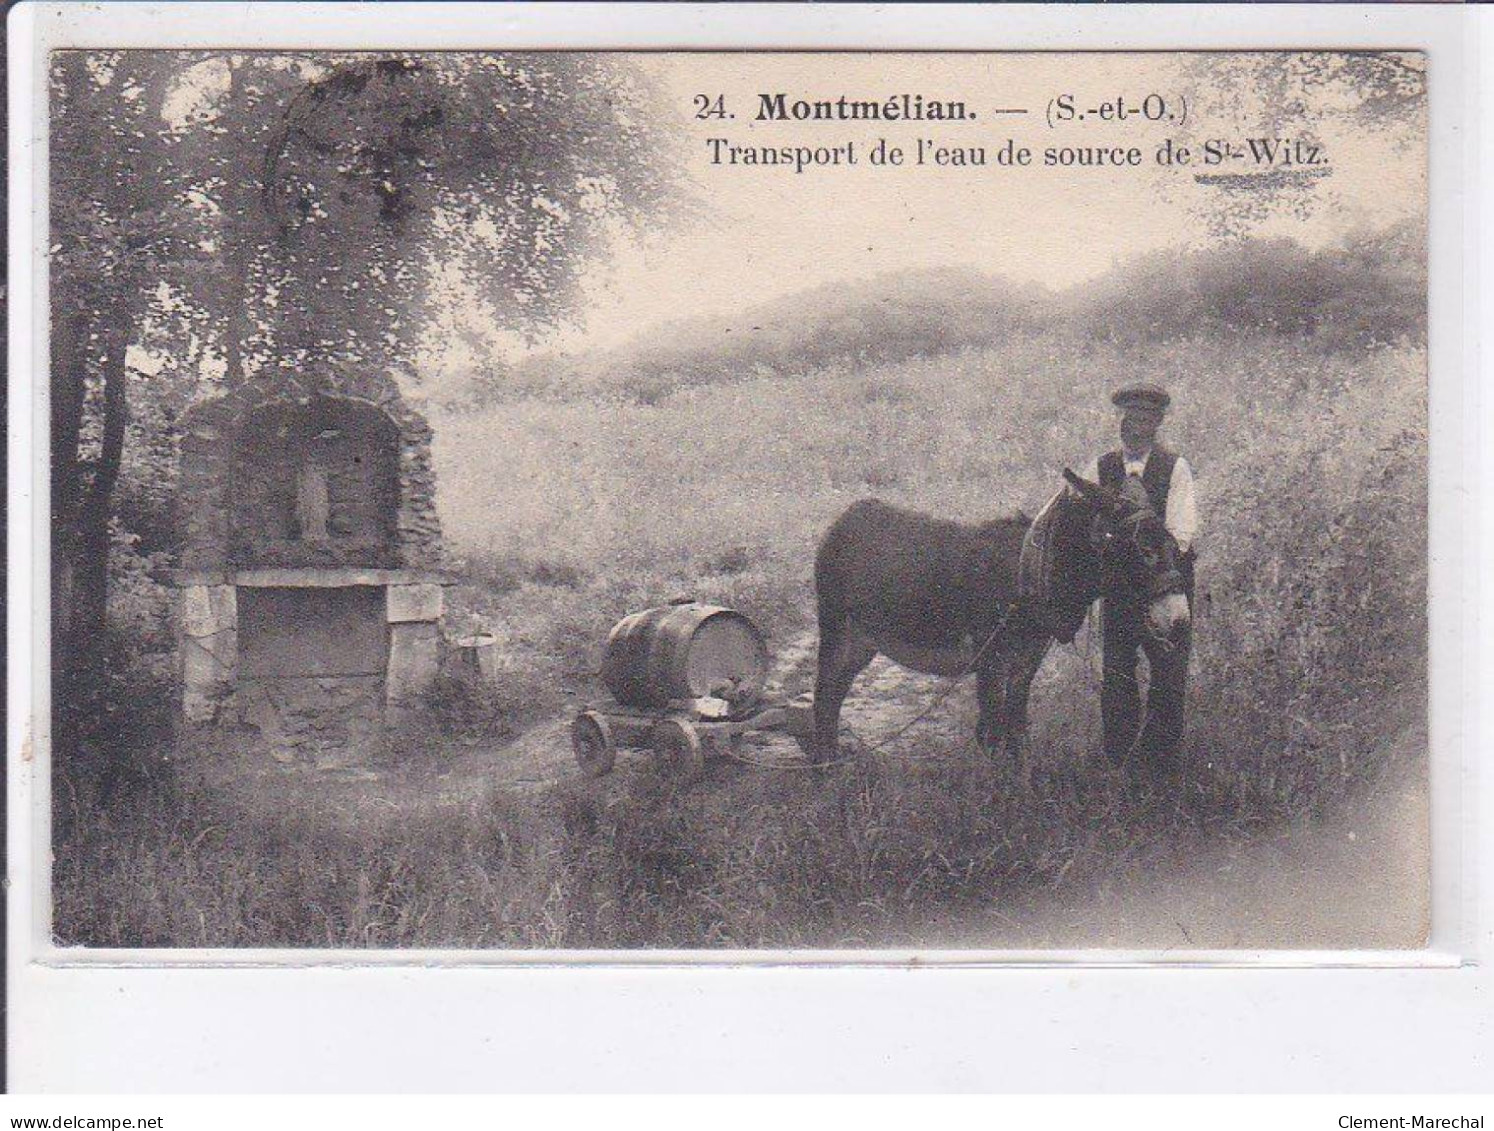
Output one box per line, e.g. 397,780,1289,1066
403,666,554,751
61,231,1428,949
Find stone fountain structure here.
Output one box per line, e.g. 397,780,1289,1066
172,363,447,759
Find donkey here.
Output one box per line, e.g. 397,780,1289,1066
809,469,1190,773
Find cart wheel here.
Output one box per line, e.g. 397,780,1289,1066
651,719,705,781
571,712,616,778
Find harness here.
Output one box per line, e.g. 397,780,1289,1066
1018,490,1086,642
758,485,1188,772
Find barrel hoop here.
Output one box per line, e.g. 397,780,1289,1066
602,603,768,710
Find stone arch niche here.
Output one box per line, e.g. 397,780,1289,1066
173,371,447,761
231,398,401,569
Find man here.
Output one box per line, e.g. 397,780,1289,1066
1081,383,1198,774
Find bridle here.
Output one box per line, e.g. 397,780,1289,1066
1091,504,1186,605
1054,470,1187,637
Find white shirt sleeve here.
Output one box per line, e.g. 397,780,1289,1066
1166,456,1198,554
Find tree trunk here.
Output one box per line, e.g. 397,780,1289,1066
51,304,90,670
70,315,128,649
53,303,131,770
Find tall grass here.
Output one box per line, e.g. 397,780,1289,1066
54,322,1426,948
54,775,571,948
435,333,1425,699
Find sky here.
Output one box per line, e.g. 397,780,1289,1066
142,49,1426,375
528,52,1425,356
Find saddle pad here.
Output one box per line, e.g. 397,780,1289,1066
1018,489,1065,606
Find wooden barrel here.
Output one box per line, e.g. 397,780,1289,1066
601,602,769,711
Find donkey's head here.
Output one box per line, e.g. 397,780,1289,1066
1061,468,1190,642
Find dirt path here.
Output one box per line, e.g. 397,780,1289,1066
765,626,1102,758
490,625,977,787
532,627,1427,950
754,632,1430,950
184,624,1428,951
817,639,1429,950
493,622,1088,785
490,630,1429,952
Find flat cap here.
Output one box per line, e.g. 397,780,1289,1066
1111,383,1171,412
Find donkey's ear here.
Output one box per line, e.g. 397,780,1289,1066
1063,468,1105,499
1063,469,1099,493
1063,468,1128,512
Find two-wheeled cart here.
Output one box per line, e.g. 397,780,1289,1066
570,695,814,779
569,600,814,779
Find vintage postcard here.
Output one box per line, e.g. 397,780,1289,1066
44,47,1429,954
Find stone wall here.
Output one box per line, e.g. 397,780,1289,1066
179,584,237,724
178,365,442,573
234,676,389,768
230,401,401,568
176,576,446,752
174,362,447,759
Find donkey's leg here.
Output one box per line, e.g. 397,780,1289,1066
975,658,1009,756
812,617,877,763
1001,634,1051,783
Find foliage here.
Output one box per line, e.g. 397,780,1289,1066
54,775,565,948
50,50,677,778
467,267,1045,406
1175,52,1426,236
401,666,554,750
53,320,1427,949
258,54,678,367
54,50,677,381
55,197,1429,946
1070,223,1426,351
51,54,193,692
456,230,1422,409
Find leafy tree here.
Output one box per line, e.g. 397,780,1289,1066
259,55,674,368
1174,51,1426,236
1069,225,1425,351
49,50,676,770
51,53,198,694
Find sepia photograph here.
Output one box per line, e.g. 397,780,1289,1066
44,47,1429,953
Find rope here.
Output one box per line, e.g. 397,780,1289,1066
718,744,850,772
720,607,1019,772
720,598,1186,777
722,541,1194,778
854,611,1012,757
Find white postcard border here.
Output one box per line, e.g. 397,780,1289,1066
7,1,1488,1092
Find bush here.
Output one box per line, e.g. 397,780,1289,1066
1072,224,1426,351
62,229,1428,949
402,666,554,751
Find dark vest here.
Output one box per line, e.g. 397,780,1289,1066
1099,446,1177,517
1099,444,1195,599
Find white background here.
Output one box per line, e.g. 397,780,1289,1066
8,3,1490,1092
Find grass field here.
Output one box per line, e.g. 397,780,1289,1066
52,297,1429,949
434,330,1426,735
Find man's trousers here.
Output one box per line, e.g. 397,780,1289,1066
1101,597,1192,773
